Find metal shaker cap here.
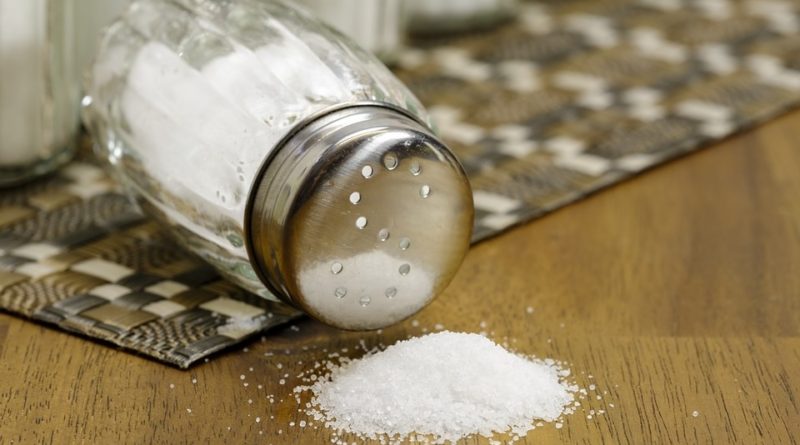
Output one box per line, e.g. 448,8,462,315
246,104,473,330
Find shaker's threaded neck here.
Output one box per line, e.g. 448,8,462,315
246,104,473,330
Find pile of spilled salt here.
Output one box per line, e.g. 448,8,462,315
295,331,577,444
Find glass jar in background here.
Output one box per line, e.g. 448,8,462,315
0,0,80,186
296,0,404,63
407,0,518,35
83,0,474,330
76,0,130,74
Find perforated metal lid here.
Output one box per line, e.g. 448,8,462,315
247,105,473,330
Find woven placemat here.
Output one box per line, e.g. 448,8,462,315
396,0,800,240
3,0,800,367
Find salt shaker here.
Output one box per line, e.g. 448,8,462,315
296,0,405,63
83,0,474,330
407,0,518,35
0,0,80,186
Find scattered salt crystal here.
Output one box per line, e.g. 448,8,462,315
290,421,295,426
589,384,596,391
169,383,175,389
277,363,283,369
279,379,286,385
243,347,249,352
256,417,261,423
249,367,254,372
186,408,192,413
248,399,253,404
692,410,700,417
411,320,420,327
296,331,577,443
191,378,197,384
555,422,563,429
526,306,534,314
240,375,246,380
434,323,444,330
300,420,307,427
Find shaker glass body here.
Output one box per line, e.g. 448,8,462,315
83,0,428,302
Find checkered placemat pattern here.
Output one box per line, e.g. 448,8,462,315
4,0,800,366
0,162,299,367
394,0,800,240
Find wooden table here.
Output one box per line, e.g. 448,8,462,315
2,110,800,445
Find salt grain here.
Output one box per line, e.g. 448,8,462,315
692,410,700,417
296,331,577,443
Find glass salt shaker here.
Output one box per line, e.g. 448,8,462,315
0,0,80,186
407,0,518,35
296,0,405,63
83,0,474,330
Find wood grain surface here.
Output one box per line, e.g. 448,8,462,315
2,110,800,444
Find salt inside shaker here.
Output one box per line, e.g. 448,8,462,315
83,0,473,330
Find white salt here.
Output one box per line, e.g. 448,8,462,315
297,331,577,443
